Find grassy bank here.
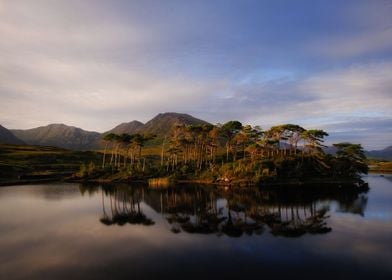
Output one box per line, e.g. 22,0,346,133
0,144,100,185
368,161,392,174
1,142,374,188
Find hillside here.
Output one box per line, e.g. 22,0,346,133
9,113,211,150
7,115,391,155
0,125,24,145
366,146,392,161
324,145,392,161
104,120,144,135
140,112,210,135
11,124,101,150
0,144,99,184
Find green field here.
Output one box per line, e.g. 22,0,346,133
0,144,100,184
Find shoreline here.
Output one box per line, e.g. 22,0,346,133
368,170,392,174
0,178,61,187
0,174,377,188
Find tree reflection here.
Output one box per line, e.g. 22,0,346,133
269,207,331,237
337,194,368,216
152,184,367,237
82,182,368,238
96,185,154,226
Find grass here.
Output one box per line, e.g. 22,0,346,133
368,160,392,173
0,144,100,184
148,177,172,188
2,142,381,186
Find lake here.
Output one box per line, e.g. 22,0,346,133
0,174,391,280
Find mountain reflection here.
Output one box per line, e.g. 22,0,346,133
79,183,368,238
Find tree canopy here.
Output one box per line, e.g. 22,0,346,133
94,122,368,184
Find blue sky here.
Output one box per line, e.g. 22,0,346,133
0,0,391,149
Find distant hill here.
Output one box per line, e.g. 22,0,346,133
0,124,24,145
11,124,101,150
104,121,144,135
9,113,211,150
139,112,210,135
7,114,392,156
323,145,392,161
366,146,392,161
323,146,337,155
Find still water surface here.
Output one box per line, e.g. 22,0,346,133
0,174,391,279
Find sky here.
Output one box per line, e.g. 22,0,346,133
0,0,391,150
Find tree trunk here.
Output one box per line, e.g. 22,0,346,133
226,142,229,162
102,142,109,169
161,136,166,167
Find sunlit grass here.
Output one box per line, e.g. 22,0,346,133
0,144,100,182
369,161,392,173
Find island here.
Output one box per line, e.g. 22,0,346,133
0,114,374,188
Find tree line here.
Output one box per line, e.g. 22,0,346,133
101,133,156,171
98,121,368,182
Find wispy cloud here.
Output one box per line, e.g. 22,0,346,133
0,0,391,149
309,0,392,58
311,29,392,58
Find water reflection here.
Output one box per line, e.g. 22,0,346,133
0,177,390,280
80,183,369,238
99,186,155,226
337,194,368,216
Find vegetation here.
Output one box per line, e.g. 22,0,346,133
0,144,99,185
368,160,392,173
331,143,368,178
0,120,372,186
76,122,369,185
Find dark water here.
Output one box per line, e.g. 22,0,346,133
0,175,391,280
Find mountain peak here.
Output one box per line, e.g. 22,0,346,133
8,112,211,149
103,113,210,137
11,123,100,150
154,112,201,119
142,112,210,135
45,123,98,133
0,124,24,145
365,145,392,160
382,146,392,152
141,112,208,135
104,120,144,135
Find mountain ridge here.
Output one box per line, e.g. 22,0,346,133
365,146,392,161
11,123,101,150
0,124,25,145
104,120,144,135
7,113,210,150
5,113,391,154
140,112,210,135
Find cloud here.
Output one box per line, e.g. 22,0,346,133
309,0,392,58
0,1,217,130
0,56,215,130
320,118,392,149
0,0,391,149
310,29,392,58
298,62,392,117
195,62,392,149
206,62,392,121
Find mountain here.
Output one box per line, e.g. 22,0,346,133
0,124,25,145
324,145,392,160
140,112,210,135
366,146,392,161
11,124,101,150
323,146,337,155
9,113,211,150
104,120,144,135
